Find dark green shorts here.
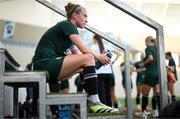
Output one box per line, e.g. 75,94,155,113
136,78,144,86
33,57,65,82
60,80,69,89
144,73,159,87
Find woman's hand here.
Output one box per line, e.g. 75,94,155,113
97,53,111,65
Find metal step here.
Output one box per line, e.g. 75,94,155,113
46,93,87,119
88,115,126,119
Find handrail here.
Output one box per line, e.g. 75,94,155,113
0,48,22,73
105,0,168,113
35,0,126,51
105,0,161,30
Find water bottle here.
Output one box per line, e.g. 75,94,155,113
59,105,71,119
95,50,112,69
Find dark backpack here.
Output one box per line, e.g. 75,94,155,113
159,100,180,118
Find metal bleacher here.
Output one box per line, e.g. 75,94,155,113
0,48,87,118
0,48,47,118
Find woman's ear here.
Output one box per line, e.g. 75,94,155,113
72,12,78,19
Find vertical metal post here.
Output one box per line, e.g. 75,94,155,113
0,49,5,76
125,48,133,118
178,56,180,67
13,87,19,118
39,76,46,118
0,81,4,118
80,96,87,119
0,49,5,118
156,26,168,110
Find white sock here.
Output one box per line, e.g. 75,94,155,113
136,104,141,109
88,94,100,103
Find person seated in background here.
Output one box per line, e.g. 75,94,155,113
31,2,119,115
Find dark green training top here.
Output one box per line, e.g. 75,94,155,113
33,20,79,62
168,57,178,80
145,45,158,76
32,20,79,81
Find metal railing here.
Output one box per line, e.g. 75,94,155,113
105,0,168,112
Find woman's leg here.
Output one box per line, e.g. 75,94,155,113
59,54,119,113
167,82,171,103
59,54,95,80
151,84,160,117
110,87,119,108
110,73,119,108
136,85,142,111
60,53,98,96
97,74,106,105
169,82,176,102
141,84,151,112
153,84,160,110
104,74,112,107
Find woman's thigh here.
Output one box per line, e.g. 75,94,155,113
137,85,143,94
59,54,94,80
142,84,151,94
153,84,160,94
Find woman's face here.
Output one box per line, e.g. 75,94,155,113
93,38,98,44
145,39,151,46
74,9,88,28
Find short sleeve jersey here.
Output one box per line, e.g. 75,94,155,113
120,62,133,79
33,20,79,62
169,58,177,80
120,62,133,88
145,46,158,75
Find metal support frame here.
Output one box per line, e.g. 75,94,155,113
0,48,89,119
124,48,132,118
0,49,5,117
0,49,5,75
0,72,47,118
0,79,4,117
105,0,168,113
46,93,87,119
0,49,47,118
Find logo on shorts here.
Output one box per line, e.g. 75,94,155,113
64,48,72,55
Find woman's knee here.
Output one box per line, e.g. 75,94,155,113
82,53,95,66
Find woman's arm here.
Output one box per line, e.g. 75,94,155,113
111,49,121,64
141,55,153,68
167,65,175,72
69,34,110,64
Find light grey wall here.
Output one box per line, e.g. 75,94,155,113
0,20,5,39
0,19,48,43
